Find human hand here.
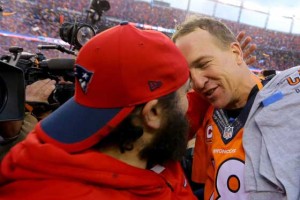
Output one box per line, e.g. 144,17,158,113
236,31,257,65
25,79,56,103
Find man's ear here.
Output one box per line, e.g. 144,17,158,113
141,99,162,130
231,42,243,65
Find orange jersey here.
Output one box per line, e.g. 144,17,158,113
192,105,248,200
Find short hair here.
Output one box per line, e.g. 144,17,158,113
94,92,178,153
172,16,236,50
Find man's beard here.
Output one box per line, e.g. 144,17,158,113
139,106,189,167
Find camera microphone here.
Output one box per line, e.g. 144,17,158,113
37,45,59,50
39,58,75,70
37,44,76,55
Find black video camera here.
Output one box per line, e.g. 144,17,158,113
0,46,75,114
59,22,97,51
58,0,111,50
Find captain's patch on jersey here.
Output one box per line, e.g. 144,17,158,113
206,124,213,143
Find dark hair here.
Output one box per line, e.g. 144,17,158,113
172,16,236,50
94,92,177,153
262,69,276,77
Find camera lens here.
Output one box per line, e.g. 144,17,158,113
76,25,96,47
0,75,8,113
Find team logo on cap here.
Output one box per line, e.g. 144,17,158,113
75,65,93,93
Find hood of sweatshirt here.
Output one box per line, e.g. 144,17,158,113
0,128,195,200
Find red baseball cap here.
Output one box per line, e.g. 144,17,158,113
37,23,189,152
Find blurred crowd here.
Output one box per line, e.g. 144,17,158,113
0,35,70,59
0,0,89,37
0,0,299,70
223,20,300,71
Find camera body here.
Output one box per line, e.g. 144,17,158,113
0,47,75,121
0,60,24,121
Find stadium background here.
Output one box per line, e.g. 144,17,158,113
0,0,299,71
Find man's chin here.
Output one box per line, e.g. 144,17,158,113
209,98,226,109
140,111,189,166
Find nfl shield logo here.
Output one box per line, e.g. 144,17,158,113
223,126,233,140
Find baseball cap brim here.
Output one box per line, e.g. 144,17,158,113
37,97,135,153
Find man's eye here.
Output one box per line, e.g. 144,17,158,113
197,61,211,69
196,63,206,69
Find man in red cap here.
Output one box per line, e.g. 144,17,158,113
0,22,196,199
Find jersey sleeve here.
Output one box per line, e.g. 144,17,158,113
186,91,210,140
192,125,209,184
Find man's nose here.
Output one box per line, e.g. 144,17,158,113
190,70,208,92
